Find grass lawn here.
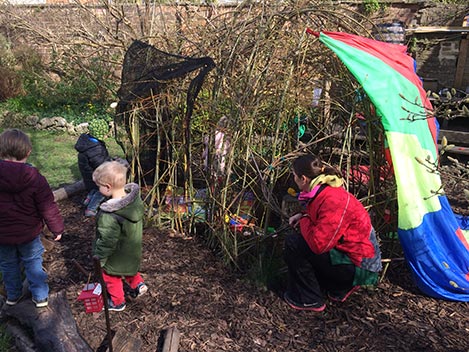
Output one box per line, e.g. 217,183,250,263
0,326,11,351
1,129,125,189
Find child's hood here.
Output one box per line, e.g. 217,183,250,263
0,160,39,193
74,133,102,153
100,183,144,223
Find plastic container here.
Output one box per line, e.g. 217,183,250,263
77,283,103,313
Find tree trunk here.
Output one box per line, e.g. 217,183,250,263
1,290,93,352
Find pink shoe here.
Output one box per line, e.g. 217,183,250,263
328,286,360,303
283,292,326,312
84,209,97,217
83,196,91,206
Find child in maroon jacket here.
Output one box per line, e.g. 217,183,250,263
0,129,64,308
283,154,381,312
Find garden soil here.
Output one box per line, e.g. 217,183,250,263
45,169,469,352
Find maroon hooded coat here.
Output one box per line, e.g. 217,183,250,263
0,160,64,245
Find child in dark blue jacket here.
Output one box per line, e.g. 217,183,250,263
74,120,110,217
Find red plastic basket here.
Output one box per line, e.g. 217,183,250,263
77,283,103,313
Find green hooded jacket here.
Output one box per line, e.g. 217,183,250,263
93,183,144,276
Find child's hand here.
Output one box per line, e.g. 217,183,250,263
53,233,62,241
289,213,304,228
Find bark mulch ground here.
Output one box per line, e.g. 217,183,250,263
44,181,469,352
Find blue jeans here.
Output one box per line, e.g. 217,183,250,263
87,189,106,212
0,236,48,301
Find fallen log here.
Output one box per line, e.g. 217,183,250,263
53,180,85,202
1,290,93,352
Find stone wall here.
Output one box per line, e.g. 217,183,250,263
327,2,468,91
409,4,468,91
362,2,468,90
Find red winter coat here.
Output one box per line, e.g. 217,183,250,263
298,185,375,267
0,160,64,245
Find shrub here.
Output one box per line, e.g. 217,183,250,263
0,67,23,102
0,34,15,68
363,0,381,15
0,34,23,102
0,38,116,124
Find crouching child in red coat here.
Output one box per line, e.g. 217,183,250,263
283,154,382,312
92,161,148,311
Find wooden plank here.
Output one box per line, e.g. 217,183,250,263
454,39,469,89
406,26,469,33
438,129,469,147
110,329,142,352
354,129,469,147
162,327,180,352
439,145,469,156
353,130,469,155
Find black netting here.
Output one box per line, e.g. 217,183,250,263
115,40,215,185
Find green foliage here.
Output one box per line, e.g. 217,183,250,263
363,0,381,15
0,34,23,102
13,43,43,73
244,241,286,290
0,37,117,124
0,67,23,102
190,89,235,140
407,37,418,55
88,118,110,140
17,66,115,123
0,325,12,351
0,96,113,125
0,34,15,68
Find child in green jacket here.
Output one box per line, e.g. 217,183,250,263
92,161,148,311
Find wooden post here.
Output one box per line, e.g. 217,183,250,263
110,329,142,352
92,258,143,352
93,256,113,352
162,327,180,352
454,38,468,89
322,80,332,126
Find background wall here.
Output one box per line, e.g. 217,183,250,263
0,1,467,91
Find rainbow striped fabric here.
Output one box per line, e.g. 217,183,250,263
308,30,469,301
